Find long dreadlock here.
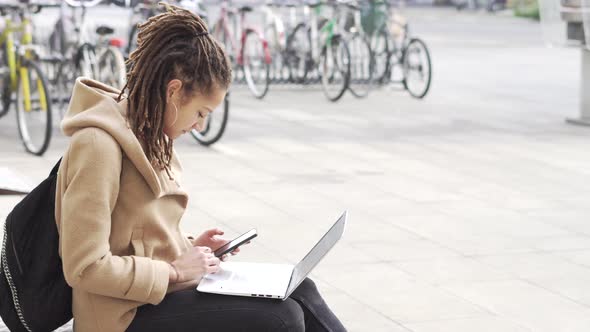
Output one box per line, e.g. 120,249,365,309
118,2,232,179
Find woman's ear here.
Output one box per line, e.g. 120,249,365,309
166,79,183,102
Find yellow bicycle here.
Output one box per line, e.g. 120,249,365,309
0,2,52,156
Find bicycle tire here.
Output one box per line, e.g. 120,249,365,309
55,59,76,118
212,20,236,81
0,42,12,118
347,33,374,99
265,24,288,83
402,38,432,99
242,31,270,99
15,60,53,156
285,23,310,84
49,17,70,56
76,43,99,79
98,46,126,89
127,23,139,57
371,28,391,85
190,92,230,146
320,34,350,102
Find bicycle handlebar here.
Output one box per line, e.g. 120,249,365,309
0,1,61,15
64,0,104,7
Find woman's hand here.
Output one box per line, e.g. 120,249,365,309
193,228,243,261
169,246,220,284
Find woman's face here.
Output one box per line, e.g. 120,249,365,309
163,79,226,140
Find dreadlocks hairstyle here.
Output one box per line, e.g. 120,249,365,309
118,2,232,179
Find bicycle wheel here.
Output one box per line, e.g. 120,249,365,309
76,43,99,79
190,92,230,146
370,28,390,84
402,38,432,99
39,57,64,118
15,61,53,156
127,24,139,57
285,23,311,84
55,59,76,118
242,31,270,99
98,46,127,89
212,21,236,81
347,33,373,98
265,24,288,83
319,35,350,102
0,43,12,118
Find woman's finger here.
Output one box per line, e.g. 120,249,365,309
207,265,220,274
207,256,220,266
207,228,224,237
214,239,229,247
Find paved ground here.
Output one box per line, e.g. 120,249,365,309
2,6,590,332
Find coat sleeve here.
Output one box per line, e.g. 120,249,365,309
59,128,169,305
182,231,196,246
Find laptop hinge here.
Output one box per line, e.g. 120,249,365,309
284,268,296,299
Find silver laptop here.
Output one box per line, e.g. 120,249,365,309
197,211,347,300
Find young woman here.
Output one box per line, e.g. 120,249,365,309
55,4,346,332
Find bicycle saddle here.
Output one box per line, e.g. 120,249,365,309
96,25,115,36
238,5,253,13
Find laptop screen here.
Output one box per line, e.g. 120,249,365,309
285,211,347,298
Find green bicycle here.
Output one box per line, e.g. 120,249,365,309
0,2,53,156
285,0,351,102
364,0,432,98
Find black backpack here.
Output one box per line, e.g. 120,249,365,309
0,159,72,332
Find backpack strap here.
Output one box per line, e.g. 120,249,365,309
50,158,63,177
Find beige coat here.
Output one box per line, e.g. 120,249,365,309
55,78,194,332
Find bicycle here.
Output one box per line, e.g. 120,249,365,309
285,0,351,102
211,0,271,99
340,0,374,98
365,0,432,98
263,0,299,83
123,0,231,146
0,1,53,156
95,26,127,90
46,0,105,116
126,0,201,56
454,0,506,12
126,0,167,57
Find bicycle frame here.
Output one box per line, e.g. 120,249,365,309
213,2,237,57
262,3,287,51
306,4,338,61
215,1,271,67
0,10,46,113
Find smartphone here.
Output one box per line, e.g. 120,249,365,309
213,229,257,258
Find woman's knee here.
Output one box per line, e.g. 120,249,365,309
296,277,320,295
271,298,305,332
300,278,317,290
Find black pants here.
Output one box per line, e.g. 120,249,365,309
127,278,346,332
